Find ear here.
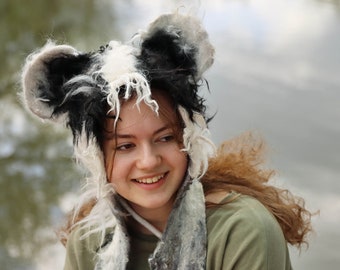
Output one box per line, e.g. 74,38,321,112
21,41,92,122
139,13,214,80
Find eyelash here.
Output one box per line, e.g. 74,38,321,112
159,134,175,142
115,134,175,151
115,143,134,151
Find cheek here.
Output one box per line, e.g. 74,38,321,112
171,149,189,173
106,155,132,184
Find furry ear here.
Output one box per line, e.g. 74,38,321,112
139,13,214,81
21,41,92,122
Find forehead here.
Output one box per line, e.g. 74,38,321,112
105,90,178,131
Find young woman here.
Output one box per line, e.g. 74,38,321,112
21,12,312,270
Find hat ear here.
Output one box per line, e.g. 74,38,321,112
139,13,214,80
21,41,92,122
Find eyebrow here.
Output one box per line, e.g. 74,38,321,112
116,126,170,139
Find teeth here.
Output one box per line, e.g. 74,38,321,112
135,174,164,184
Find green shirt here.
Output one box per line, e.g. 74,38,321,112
64,194,292,270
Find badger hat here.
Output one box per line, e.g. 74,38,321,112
22,12,215,269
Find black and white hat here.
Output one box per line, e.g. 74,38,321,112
22,12,215,182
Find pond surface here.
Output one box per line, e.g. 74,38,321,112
1,0,339,269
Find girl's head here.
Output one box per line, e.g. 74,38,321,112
102,88,188,214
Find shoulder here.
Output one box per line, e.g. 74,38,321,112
67,225,104,250
206,194,291,269
64,225,114,270
207,193,283,236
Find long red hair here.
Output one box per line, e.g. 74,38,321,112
201,132,313,247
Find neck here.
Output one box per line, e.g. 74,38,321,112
137,207,171,232
127,216,165,237
125,199,175,236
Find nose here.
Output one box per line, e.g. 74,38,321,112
136,143,161,170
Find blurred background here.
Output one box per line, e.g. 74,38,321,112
1,0,339,269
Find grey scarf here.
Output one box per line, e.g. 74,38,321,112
96,177,207,270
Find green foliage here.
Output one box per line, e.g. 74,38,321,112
0,0,120,266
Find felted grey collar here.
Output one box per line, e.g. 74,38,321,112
149,179,206,270
96,176,207,270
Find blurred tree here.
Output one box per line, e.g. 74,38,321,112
0,0,120,266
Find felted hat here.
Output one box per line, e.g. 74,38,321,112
22,12,215,183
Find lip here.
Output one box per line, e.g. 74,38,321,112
134,173,164,184
132,172,168,190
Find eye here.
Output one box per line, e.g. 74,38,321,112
158,134,175,142
116,143,135,151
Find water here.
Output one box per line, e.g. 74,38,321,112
1,0,339,269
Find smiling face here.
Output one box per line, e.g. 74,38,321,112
103,90,188,219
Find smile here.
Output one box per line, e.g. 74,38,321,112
134,174,165,184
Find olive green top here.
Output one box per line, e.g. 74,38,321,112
64,194,292,270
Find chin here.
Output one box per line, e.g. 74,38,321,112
132,196,174,212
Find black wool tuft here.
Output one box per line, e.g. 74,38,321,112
41,53,107,144
41,53,93,111
141,29,197,72
54,79,106,144
139,29,207,121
